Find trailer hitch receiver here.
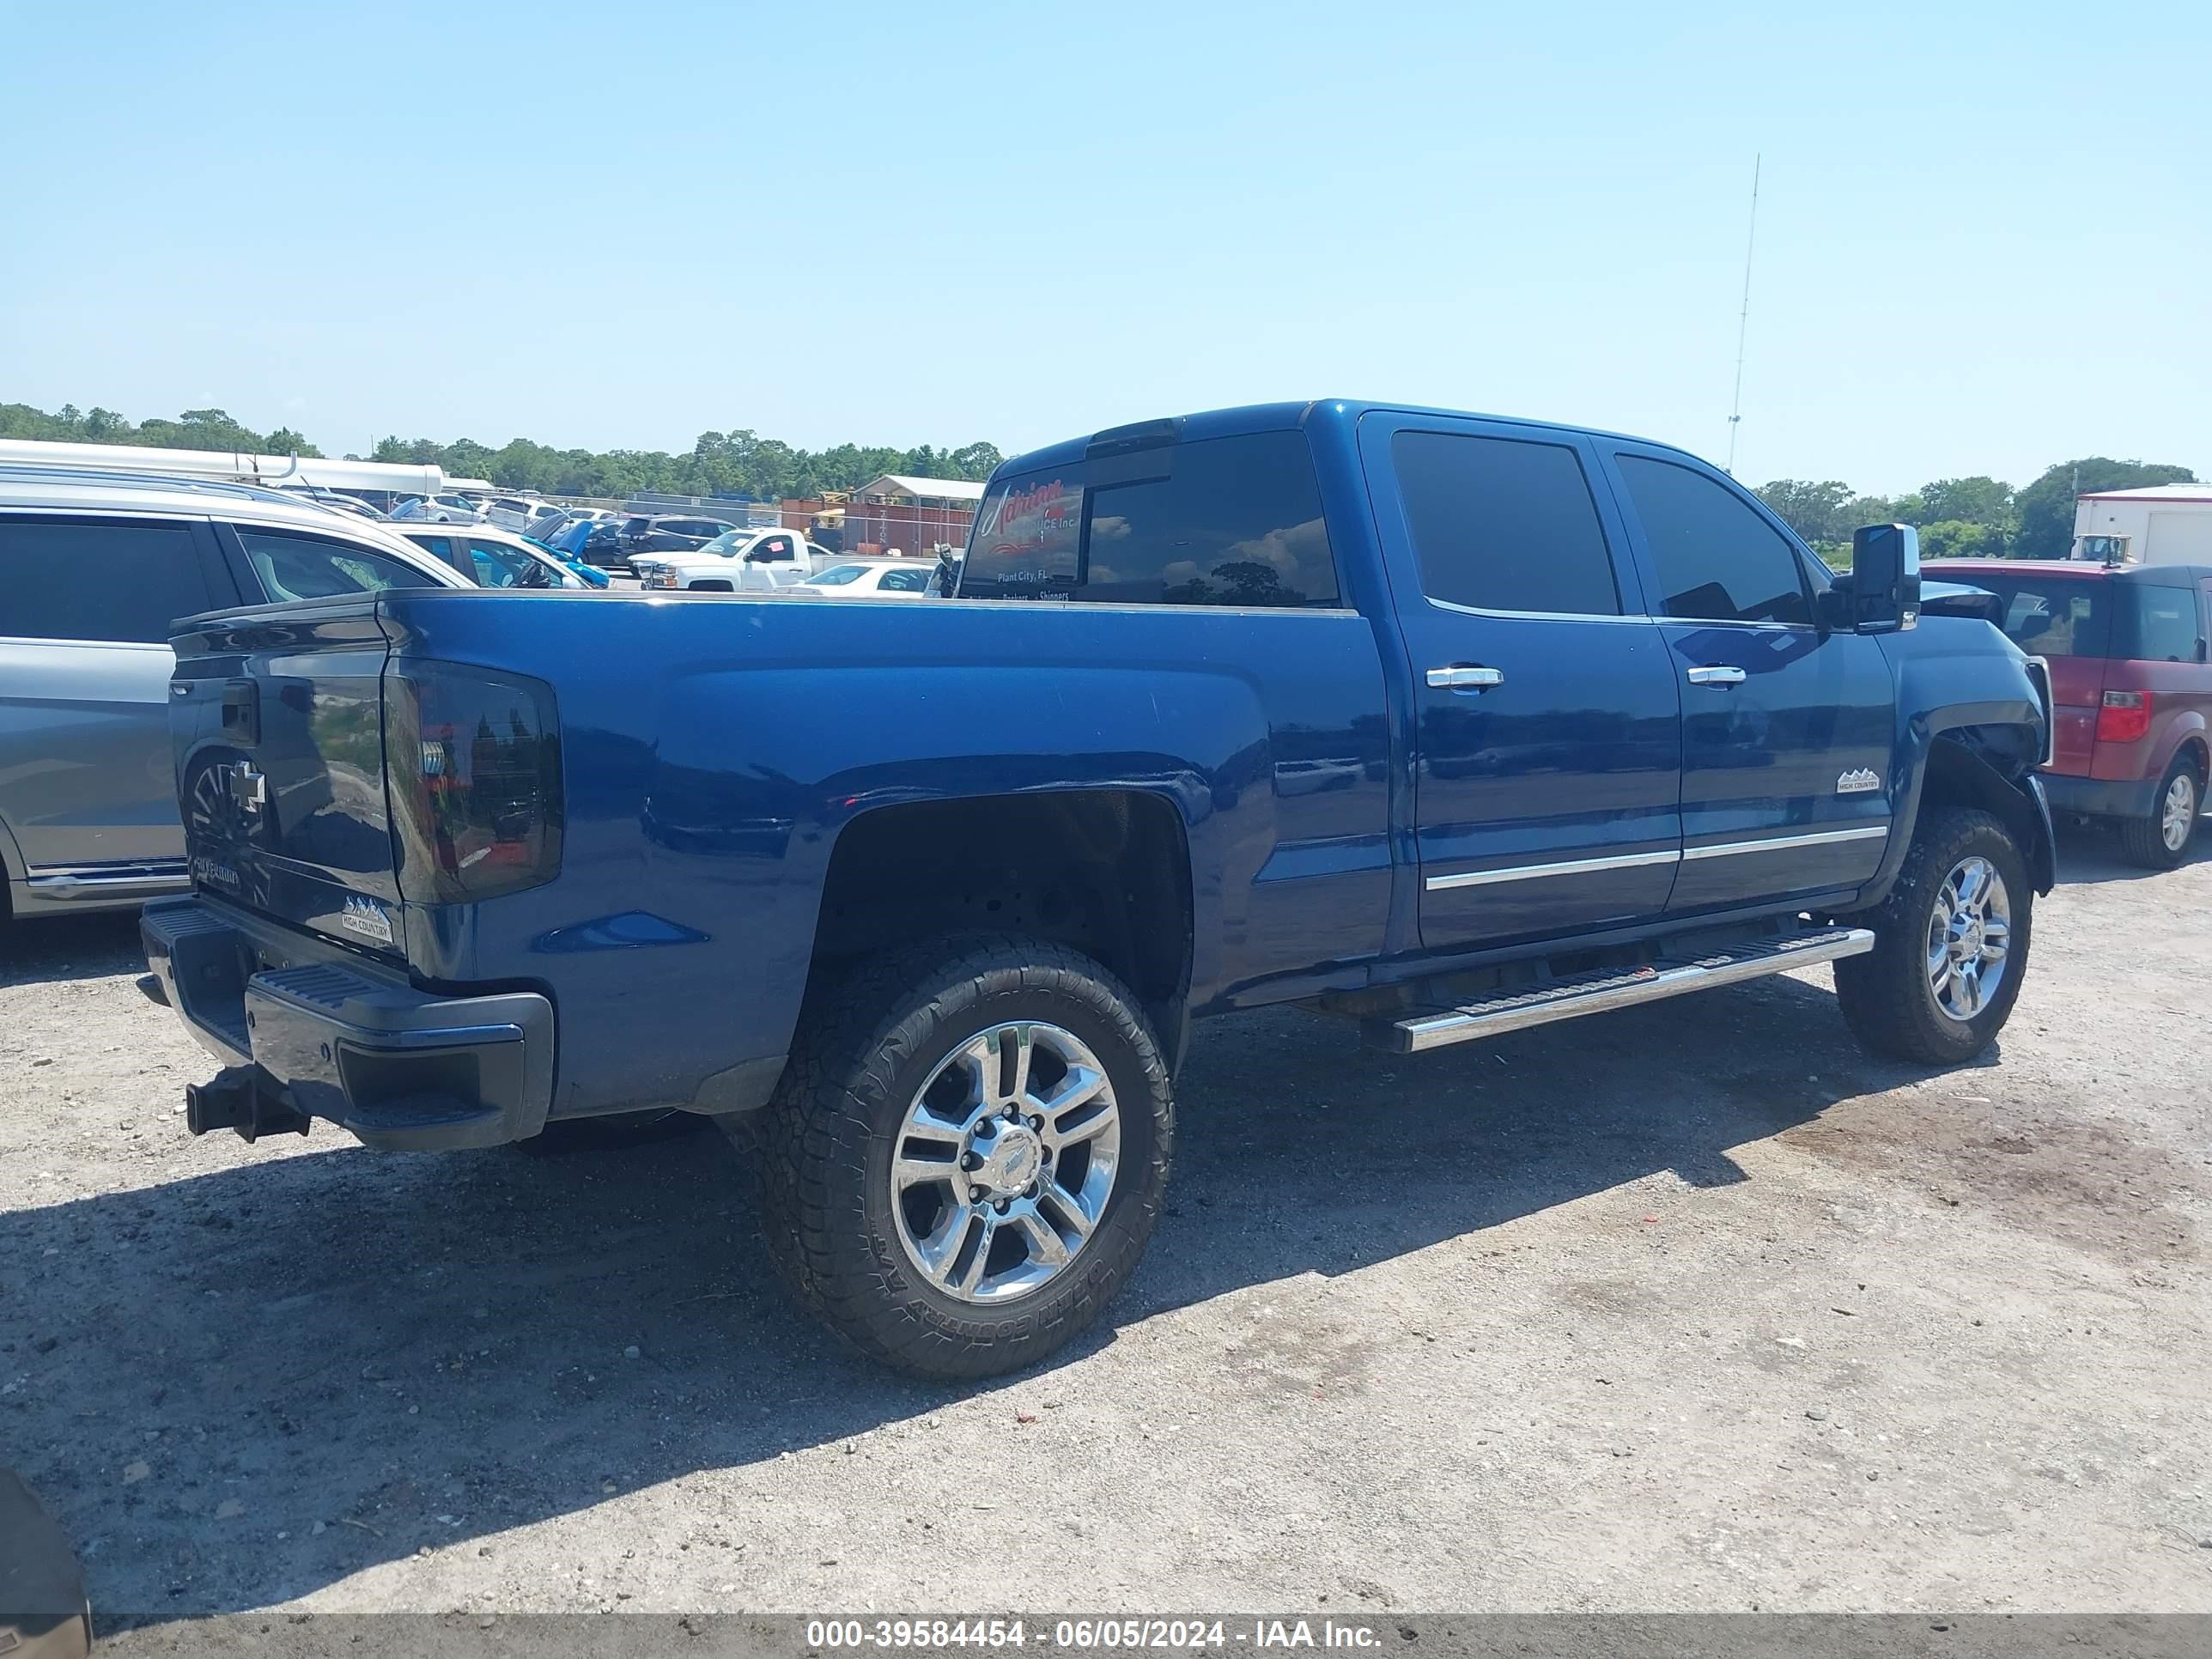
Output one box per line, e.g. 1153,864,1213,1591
184,1066,311,1143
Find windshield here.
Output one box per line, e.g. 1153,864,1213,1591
699,532,747,556
806,564,872,586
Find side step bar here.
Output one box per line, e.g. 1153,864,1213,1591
1369,927,1875,1054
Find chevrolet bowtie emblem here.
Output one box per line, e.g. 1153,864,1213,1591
228,762,267,813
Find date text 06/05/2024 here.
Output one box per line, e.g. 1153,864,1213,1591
802,1620,1387,1650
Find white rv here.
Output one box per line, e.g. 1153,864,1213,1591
2072,484,2212,566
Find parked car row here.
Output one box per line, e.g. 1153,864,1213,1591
394,524,599,590
274,484,960,596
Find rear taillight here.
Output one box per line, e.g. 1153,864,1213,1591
2096,689,2154,745
384,660,563,903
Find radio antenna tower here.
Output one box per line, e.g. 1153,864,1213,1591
1724,154,1761,476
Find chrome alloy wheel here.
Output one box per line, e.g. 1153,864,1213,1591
1925,854,2012,1023
2162,770,2198,853
890,1021,1121,1304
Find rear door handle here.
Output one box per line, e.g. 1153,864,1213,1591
1686,665,1747,687
1427,665,1504,691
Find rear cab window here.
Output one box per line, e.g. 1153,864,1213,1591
960,430,1340,608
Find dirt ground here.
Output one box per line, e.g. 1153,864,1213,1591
3,828,2209,1626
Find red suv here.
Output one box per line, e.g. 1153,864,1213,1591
1926,559,2212,867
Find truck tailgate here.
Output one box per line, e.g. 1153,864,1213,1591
169,601,407,958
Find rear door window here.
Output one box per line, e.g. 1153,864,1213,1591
0,518,219,643
962,431,1339,606
2121,586,2202,662
1615,454,1814,625
236,530,442,600
1392,431,1621,615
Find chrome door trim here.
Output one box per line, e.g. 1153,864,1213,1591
1424,848,1681,891
1425,823,1889,890
1680,824,1889,861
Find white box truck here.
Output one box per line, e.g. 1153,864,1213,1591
2073,484,2212,565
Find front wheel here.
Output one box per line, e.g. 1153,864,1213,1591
753,936,1174,1379
1833,806,2032,1065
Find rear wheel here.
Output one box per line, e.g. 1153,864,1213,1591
2118,752,2200,870
1833,806,2032,1065
753,935,1173,1379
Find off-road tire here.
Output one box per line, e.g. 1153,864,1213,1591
752,935,1174,1379
1833,806,2032,1065
2118,751,2201,871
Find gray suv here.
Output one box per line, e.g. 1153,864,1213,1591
0,469,465,923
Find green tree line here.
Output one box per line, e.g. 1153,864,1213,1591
1,401,1004,501
2,402,321,459
367,428,1004,501
1754,456,2197,566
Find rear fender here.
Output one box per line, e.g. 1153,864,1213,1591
2154,710,2211,781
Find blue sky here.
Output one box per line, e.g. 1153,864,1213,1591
3,0,2204,492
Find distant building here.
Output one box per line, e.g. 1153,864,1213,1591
2073,483,2212,565
843,474,985,556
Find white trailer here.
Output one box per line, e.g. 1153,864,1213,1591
0,436,447,499
2072,484,2212,566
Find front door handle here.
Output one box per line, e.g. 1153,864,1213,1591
1428,665,1504,691
1686,665,1747,687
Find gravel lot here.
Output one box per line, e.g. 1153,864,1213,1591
3,829,2209,1626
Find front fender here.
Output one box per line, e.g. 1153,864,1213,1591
1860,620,2055,904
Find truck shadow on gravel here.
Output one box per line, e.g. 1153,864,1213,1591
6,961,1948,1625
0,911,147,987
2048,815,2212,884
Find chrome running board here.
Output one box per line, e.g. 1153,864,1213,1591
1370,927,1875,1054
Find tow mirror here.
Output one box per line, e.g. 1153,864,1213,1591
1846,523,1919,634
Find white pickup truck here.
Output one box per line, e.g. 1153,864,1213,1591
630,526,830,592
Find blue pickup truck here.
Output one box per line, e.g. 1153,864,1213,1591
143,399,2056,1377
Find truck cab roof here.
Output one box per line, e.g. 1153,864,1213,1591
992,398,1712,481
